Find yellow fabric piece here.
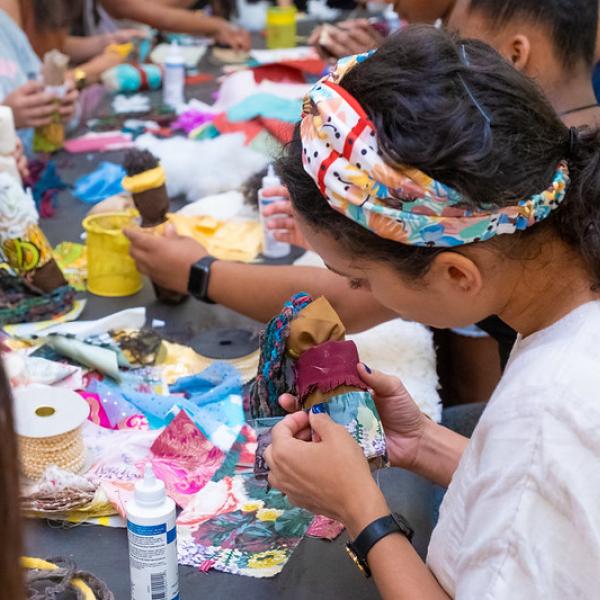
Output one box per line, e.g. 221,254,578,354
122,166,165,194
21,557,96,600
160,214,263,262
105,42,133,59
160,341,212,384
159,341,260,384
287,296,346,359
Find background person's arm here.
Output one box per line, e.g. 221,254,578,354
209,260,399,332
101,0,228,37
124,226,397,332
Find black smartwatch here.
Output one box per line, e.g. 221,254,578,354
187,256,218,303
346,513,414,578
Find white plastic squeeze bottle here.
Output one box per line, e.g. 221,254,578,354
258,165,291,258
126,464,179,600
163,42,186,110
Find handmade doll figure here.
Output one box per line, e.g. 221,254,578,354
122,149,186,303
33,50,69,153
0,174,67,293
253,294,387,477
295,339,387,468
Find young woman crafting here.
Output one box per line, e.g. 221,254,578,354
265,26,600,598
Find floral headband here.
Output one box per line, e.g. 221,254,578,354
300,53,570,247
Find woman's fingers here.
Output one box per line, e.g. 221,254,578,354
357,362,410,397
279,393,299,413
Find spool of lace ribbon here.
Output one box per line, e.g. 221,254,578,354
13,385,90,481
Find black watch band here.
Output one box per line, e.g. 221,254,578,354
346,513,414,578
187,256,218,303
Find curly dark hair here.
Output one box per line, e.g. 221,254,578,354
279,25,600,287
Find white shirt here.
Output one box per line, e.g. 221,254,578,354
428,301,600,599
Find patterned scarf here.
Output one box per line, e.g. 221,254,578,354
300,53,570,247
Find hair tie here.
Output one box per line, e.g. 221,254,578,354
569,126,580,155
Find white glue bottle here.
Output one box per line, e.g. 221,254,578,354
163,42,186,110
126,464,179,600
258,165,291,258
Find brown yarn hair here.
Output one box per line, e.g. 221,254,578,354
0,358,24,600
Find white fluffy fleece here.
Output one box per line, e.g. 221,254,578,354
134,133,269,202
295,251,442,421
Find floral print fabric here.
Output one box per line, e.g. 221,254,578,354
301,52,570,247
177,475,313,577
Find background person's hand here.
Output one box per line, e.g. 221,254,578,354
311,20,383,59
3,81,57,128
124,225,208,294
265,410,388,524
215,23,251,52
261,186,309,249
58,80,79,123
105,28,147,46
13,138,29,180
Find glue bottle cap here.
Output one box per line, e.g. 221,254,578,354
134,463,166,507
166,41,184,66
262,164,281,189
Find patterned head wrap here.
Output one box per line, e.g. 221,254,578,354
300,52,570,247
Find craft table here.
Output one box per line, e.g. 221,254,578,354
24,28,437,598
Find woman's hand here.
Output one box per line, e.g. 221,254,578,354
279,364,428,471
124,224,208,294
265,410,389,530
261,186,309,249
357,363,428,471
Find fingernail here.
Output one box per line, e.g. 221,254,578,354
362,363,372,374
311,403,327,414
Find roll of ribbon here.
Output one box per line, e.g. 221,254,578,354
13,384,90,480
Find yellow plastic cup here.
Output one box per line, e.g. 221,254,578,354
82,212,143,297
266,6,297,49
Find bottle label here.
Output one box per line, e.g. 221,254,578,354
127,521,179,600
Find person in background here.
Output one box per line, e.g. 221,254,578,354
0,5,77,132
1,0,148,89
0,358,25,599
310,0,454,58
448,0,600,128
88,0,251,51
266,26,600,598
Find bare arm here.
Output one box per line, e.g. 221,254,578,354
208,261,398,332
412,419,468,488
63,36,107,63
101,0,224,36
153,0,199,7
0,0,21,25
124,227,398,332
345,495,451,600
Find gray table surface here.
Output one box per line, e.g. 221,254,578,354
24,31,436,599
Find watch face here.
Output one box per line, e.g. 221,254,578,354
345,545,369,577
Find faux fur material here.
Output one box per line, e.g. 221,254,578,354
134,133,269,201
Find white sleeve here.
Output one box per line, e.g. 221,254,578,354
453,385,600,600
